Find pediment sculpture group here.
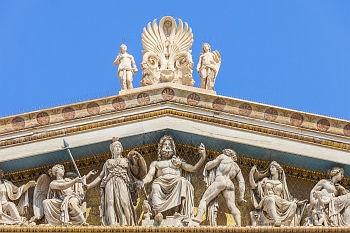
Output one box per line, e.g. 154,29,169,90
1,135,350,227
113,16,221,91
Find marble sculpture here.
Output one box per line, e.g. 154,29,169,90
140,16,195,87
86,137,147,226
114,44,138,90
196,43,221,90
249,161,307,227
137,135,206,224
0,169,36,225
193,149,246,226
305,166,350,227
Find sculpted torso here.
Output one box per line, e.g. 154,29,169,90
216,156,237,177
312,179,338,205
155,159,181,178
200,52,215,68
118,54,133,70
50,179,75,198
317,180,337,196
262,178,283,196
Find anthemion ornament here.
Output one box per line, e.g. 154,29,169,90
140,16,195,87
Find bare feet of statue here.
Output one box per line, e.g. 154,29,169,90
154,213,163,222
274,221,282,227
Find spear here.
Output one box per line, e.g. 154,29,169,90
62,139,81,178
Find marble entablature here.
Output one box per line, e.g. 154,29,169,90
0,84,349,148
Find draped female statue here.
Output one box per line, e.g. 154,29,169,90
249,161,307,227
305,166,350,227
86,138,146,226
0,169,36,225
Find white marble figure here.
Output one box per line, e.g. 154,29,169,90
0,169,36,225
113,44,138,90
196,43,221,90
140,16,195,86
41,165,97,226
138,135,206,222
304,166,350,227
249,161,307,227
193,149,246,226
86,138,147,226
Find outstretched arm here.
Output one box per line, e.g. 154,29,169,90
85,167,104,190
50,177,82,191
181,143,206,173
22,180,36,193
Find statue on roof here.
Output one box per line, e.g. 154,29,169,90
137,135,206,226
0,169,36,225
140,16,195,87
197,43,221,90
193,149,246,226
114,44,138,90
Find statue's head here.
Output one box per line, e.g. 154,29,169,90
223,149,237,161
120,44,127,53
50,164,65,178
269,161,283,177
157,135,176,161
328,166,344,180
110,137,123,158
202,43,211,52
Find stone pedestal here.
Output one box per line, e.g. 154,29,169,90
141,215,200,227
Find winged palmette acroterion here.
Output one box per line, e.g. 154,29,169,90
140,16,195,86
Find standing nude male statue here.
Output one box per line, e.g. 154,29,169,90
193,149,246,226
113,44,138,90
196,43,221,90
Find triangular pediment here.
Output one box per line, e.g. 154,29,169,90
0,84,349,231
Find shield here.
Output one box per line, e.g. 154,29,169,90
128,150,148,180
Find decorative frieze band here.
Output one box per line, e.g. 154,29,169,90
0,87,349,139
1,108,349,153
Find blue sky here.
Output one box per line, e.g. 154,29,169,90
1,1,349,120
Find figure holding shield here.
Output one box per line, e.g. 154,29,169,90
85,137,147,226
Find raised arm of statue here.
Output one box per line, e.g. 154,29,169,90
181,143,206,172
